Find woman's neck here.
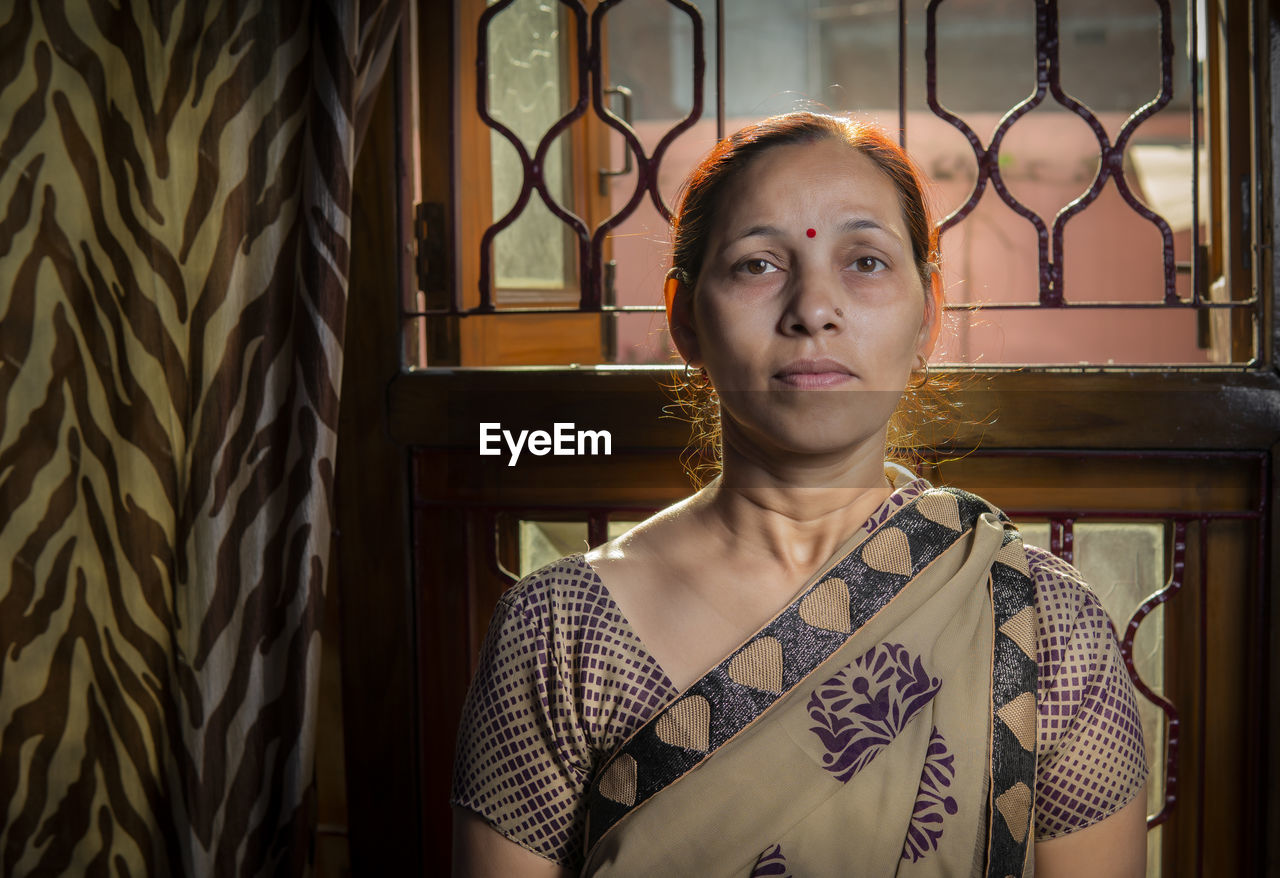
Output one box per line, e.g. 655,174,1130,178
694,433,896,580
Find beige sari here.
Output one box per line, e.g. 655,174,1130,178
582,487,1038,877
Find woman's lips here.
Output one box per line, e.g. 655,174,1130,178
773,358,854,388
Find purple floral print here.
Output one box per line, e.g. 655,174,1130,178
807,643,942,784
750,843,792,877
901,727,958,862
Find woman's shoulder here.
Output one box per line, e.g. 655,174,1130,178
495,554,669,688
1021,544,1115,673
500,553,608,612
494,554,644,650
1021,543,1150,839
455,554,649,869
1023,544,1093,611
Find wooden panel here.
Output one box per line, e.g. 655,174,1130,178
388,368,1280,450
451,0,489,315
413,447,687,507
459,313,605,365
1268,444,1280,874
1164,519,1204,875
412,505,475,866
337,33,423,878
315,542,351,878
1260,2,1279,863
926,454,1261,514
1199,519,1251,876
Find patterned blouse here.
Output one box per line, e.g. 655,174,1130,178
451,479,1149,869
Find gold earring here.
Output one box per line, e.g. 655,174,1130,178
908,355,929,390
684,362,711,389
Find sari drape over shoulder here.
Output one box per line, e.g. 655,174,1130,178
451,471,1149,875
582,488,1038,877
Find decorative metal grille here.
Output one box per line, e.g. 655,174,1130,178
408,0,1261,363
474,0,707,313
928,0,1180,308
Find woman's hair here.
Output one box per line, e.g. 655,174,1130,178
667,111,950,486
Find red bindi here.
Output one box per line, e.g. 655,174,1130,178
806,228,816,238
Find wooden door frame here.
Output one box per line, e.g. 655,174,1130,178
336,4,1280,874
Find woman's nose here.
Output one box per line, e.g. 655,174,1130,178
779,269,845,336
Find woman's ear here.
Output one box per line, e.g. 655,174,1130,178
665,273,702,366
916,270,943,359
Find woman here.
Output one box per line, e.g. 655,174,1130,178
452,113,1148,877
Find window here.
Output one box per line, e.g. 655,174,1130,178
406,0,1262,369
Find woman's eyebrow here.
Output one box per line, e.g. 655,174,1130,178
726,224,784,244
838,217,899,239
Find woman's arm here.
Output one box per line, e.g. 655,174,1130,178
452,807,573,878
1033,785,1147,878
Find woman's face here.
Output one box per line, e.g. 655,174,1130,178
673,137,939,463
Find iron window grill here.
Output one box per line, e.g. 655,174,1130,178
408,0,1262,364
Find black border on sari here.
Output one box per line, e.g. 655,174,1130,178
584,487,1037,876
985,527,1039,877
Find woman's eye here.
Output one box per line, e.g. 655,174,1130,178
852,256,886,273
739,258,777,276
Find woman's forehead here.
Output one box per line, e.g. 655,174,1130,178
714,140,907,235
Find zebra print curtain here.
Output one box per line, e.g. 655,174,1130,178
0,2,403,874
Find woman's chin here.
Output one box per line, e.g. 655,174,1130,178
728,423,888,467
721,404,893,455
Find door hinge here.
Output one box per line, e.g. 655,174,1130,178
413,201,447,295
